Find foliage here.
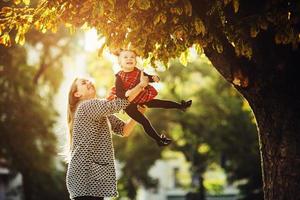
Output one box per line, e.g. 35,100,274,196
154,57,262,199
0,1,71,199
114,130,162,199
0,45,68,200
1,0,299,70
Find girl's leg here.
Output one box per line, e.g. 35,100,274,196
144,99,192,111
125,104,171,146
143,99,182,109
74,196,104,200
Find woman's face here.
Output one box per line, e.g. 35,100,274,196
74,78,96,100
118,50,137,72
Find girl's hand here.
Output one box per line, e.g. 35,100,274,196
152,75,160,83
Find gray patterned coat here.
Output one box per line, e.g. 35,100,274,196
66,98,129,199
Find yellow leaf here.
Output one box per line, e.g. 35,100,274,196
194,17,206,36
250,25,259,38
13,0,21,5
161,14,167,23
23,0,30,6
233,0,239,13
107,0,115,7
1,7,12,13
259,20,268,30
170,7,183,15
224,0,232,5
172,16,179,24
179,50,189,66
194,44,203,55
154,13,161,25
19,34,25,45
183,0,192,16
51,25,57,33
1,32,11,47
136,0,150,10
98,44,106,57
216,44,223,53
15,32,20,44
198,143,210,154
232,69,248,87
128,0,135,8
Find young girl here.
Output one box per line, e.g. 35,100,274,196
107,49,192,146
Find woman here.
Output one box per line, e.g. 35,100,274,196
66,74,148,200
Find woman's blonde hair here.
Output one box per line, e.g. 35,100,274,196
63,78,80,162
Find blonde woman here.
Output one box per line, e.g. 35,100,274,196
66,74,148,200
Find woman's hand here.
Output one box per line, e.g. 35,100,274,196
137,105,147,114
123,105,147,137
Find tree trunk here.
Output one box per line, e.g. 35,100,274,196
22,173,33,200
206,52,300,199
244,89,300,200
199,175,205,200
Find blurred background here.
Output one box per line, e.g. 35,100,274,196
0,15,262,200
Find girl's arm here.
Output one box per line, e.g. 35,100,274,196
143,72,155,82
125,72,149,101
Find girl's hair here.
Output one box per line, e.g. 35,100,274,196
63,78,80,162
112,48,137,56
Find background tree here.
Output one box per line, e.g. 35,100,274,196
1,0,300,199
0,44,69,200
114,131,161,199
154,57,262,199
0,1,74,199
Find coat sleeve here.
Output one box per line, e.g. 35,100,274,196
107,115,125,136
80,98,129,121
115,75,127,98
143,72,157,83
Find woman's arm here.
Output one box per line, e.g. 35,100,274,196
115,75,126,98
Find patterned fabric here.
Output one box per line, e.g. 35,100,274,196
66,98,129,199
110,67,158,104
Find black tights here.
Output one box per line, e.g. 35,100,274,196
74,197,104,200
125,99,182,142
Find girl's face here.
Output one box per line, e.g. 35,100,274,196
118,50,137,72
74,78,96,100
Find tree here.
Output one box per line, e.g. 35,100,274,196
1,0,300,199
158,59,263,199
0,45,68,200
0,1,73,199
114,130,162,199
